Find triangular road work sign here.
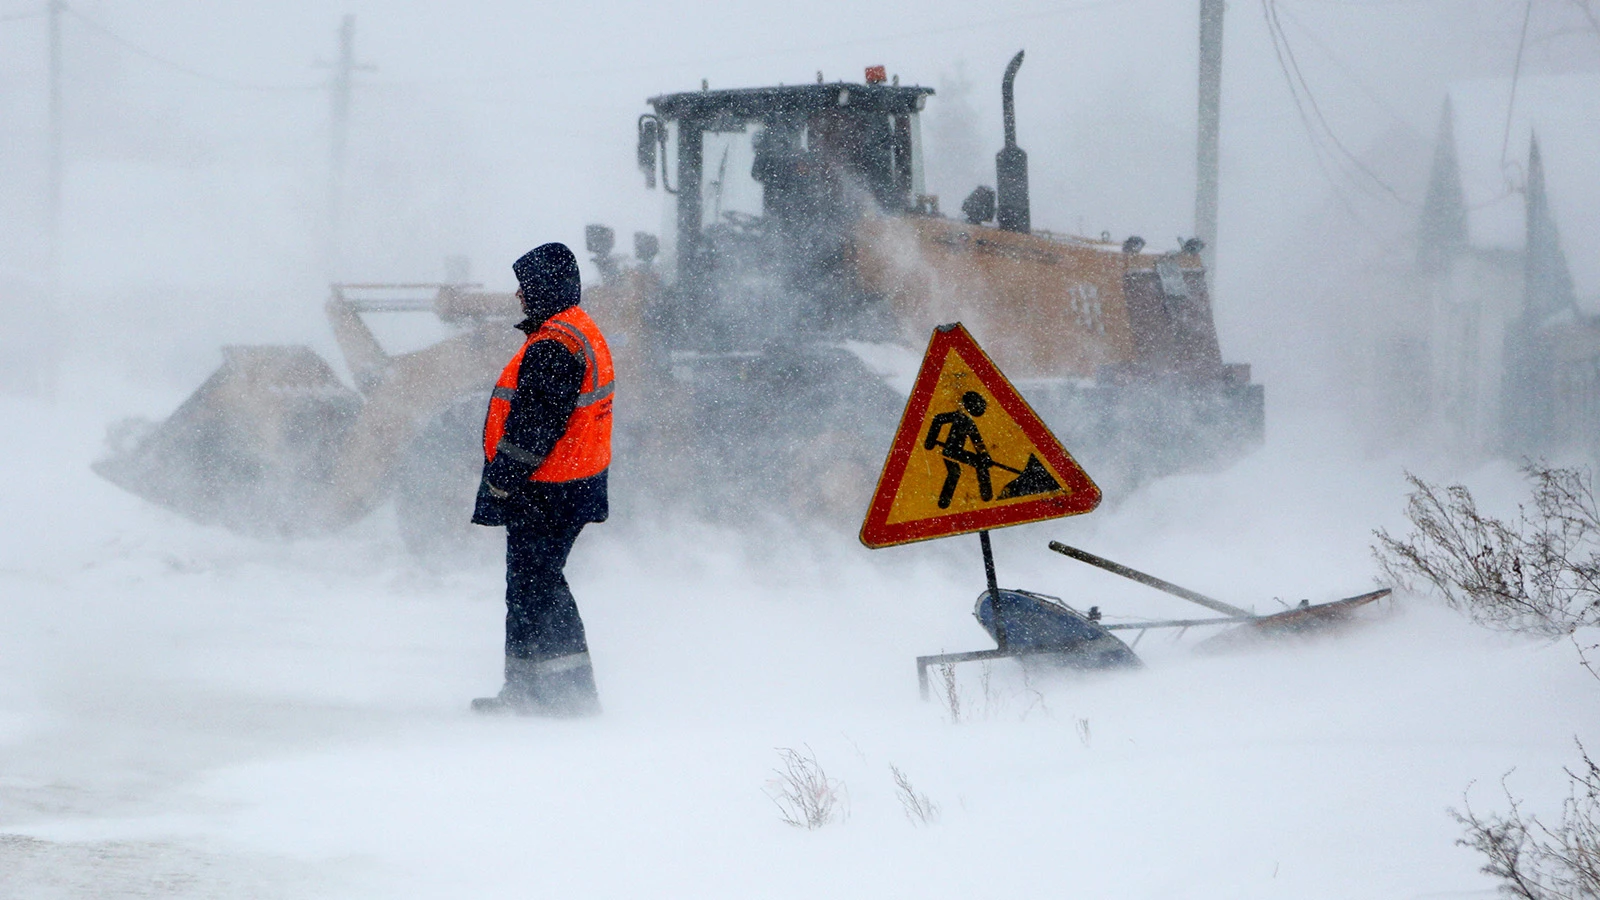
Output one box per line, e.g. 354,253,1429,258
860,323,1100,548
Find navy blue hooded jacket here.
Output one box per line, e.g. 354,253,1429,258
471,243,609,529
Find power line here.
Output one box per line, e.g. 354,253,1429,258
1272,1,1410,128
37,1,1140,97
1289,0,1444,6
1260,0,1368,224
1261,0,1407,208
1566,0,1600,40
1499,0,1534,181
1267,0,1405,203
363,0,1143,91
705,0,1140,59
65,6,319,92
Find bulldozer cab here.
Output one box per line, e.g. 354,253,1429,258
637,80,934,350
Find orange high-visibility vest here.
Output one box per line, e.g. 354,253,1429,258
482,306,614,482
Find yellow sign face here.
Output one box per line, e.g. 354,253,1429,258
860,323,1101,548
884,350,1075,524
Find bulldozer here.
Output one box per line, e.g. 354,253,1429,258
95,53,1263,553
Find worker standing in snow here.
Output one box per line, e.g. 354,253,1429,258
470,242,613,716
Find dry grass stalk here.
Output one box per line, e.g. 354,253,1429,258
765,746,846,829
941,661,1053,723
889,764,940,826
938,663,962,724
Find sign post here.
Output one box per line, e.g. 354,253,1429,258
861,322,1100,663
979,530,1007,648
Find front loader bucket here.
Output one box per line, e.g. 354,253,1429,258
94,346,362,538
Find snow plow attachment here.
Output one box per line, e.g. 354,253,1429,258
94,346,362,538
915,588,1141,700
1046,541,1390,648
974,589,1142,669
1190,589,1390,653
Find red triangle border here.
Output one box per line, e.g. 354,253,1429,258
859,323,1101,548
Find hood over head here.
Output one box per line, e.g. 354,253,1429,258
513,243,581,326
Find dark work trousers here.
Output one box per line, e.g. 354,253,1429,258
504,519,589,661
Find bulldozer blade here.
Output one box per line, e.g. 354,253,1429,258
1194,588,1391,654
94,346,363,538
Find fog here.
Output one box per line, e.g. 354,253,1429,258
3,0,1599,896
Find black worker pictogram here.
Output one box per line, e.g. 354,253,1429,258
923,390,1063,509
924,391,995,509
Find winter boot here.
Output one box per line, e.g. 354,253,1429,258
470,653,600,717
528,651,601,718
470,655,543,715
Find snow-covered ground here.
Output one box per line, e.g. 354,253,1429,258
1,375,1590,898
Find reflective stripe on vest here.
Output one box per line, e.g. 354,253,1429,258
482,306,614,483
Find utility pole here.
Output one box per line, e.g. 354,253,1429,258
47,0,64,290
322,14,372,278
41,0,65,396
1195,0,1224,281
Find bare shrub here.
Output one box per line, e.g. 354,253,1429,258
1454,748,1600,899
1076,717,1092,748
1375,464,1600,636
1581,637,1600,684
1377,465,1600,897
765,746,847,829
889,764,940,826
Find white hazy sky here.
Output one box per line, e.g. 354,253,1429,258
1,0,1597,406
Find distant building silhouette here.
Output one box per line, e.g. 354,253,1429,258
1410,78,1598,458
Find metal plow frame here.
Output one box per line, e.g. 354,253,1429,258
913,542,1391,701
